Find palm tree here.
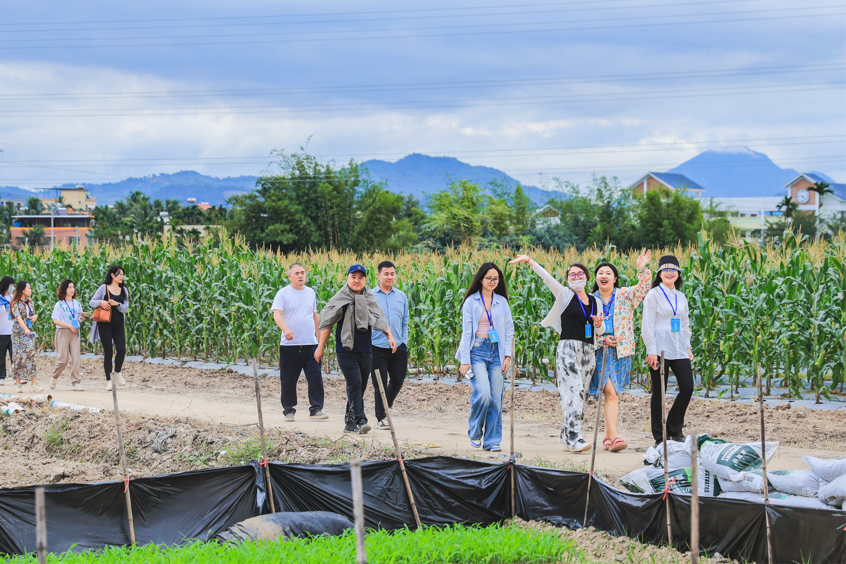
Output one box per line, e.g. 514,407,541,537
808,181,834,209
776,196,798,220
24,197,44,215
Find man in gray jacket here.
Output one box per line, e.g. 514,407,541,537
316,264,396,434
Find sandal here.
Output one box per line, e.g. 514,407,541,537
602,438,612,451
609,437,628,452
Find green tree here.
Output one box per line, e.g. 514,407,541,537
634,187,704,248
809,181,833,209
424,180,483,246
24,197,44,215
701,198,734,244
17,224,45,248
776,196,798,219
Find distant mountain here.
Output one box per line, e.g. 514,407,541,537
666,148,801,198
362,153,555,205
0,185,38,202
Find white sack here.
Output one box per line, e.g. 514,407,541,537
644,436,693,469
718,470,769,494
700,441,779,482
817,475,846,507
767,469,822,497
803,456,846,482
719,491,832,510
620,467,692,495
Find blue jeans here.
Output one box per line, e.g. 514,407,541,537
468,337,503,450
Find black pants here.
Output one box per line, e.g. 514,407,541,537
367,344,408,421
279,345,323,416
337,350,371,428
0,334,11,380
649,358,694,441
98,322,126,380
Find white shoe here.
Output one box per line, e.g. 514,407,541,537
72,383,84,392
115,372,126,386
31,383,44,393
106,380,113,391
15,382,23,392
568,439,592,452
50,378,58,390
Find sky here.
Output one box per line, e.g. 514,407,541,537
0,0,844,193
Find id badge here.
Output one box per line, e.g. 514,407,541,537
72,319,80,329
604,319,614,334
6,312,10,321
488,328,499,343
671,318,681,332
585,324,592,338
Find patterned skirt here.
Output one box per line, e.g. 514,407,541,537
11,331,37,380
589,348,632,397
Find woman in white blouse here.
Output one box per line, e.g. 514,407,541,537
50,280,87,391
640,255,693,445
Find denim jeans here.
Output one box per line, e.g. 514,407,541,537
468,337,503,450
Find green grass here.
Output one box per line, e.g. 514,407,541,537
10,523,582,564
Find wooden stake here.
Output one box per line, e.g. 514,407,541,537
757,359,774,564
253,359,276,513
111,382,136,545
35,486,46,564
690,431,700,564
659,350,673,546
373,369,422,528
350,459,367,564
509,338,517,520
583,344,610,528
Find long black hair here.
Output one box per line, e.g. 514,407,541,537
591,262,619,293
104,265,125,287
10,280,30,309
651,270,684,290
0,276,14,296
462,262,509,303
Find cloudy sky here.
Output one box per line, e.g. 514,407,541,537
1,0,844,192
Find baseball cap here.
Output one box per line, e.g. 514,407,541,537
347,264,367,275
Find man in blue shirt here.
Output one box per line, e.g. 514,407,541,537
367,261,410,429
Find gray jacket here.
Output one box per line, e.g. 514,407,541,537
319,285,389,351
88,284,129,344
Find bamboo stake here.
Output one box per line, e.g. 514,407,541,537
253,359,275,513
660,350,673,546
690,431,699,564
111,382,136,545
583,344,609,528
373,369,422,528
35,486,46,564
757,358,774,564
351,459,367,564
509,337,517,520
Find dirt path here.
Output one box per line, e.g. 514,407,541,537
26,357,846,482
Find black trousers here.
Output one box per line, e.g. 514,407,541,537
279,345,324,416
367,344,408,421
649,357,694,441
0,334,11,380
337,350,371,427
98,322,126,380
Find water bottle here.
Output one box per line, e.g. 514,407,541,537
29,331,37,340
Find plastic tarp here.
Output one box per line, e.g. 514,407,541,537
0,456,844,563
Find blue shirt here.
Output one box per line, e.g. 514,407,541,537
455,292,515,369
371,286,409,349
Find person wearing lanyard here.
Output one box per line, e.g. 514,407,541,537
0,276,15,386
509,255,603,452
590,251,652,453
641,255,694,445
456,262,514,452
9,280,43,393
50,280,88,391
90,265,130,391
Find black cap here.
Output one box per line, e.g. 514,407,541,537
657,255,680,271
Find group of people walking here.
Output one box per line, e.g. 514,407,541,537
0,266,130,393
277,251,693,453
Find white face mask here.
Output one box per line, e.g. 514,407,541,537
568,279,587,292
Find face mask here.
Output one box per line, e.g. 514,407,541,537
568,279,586,292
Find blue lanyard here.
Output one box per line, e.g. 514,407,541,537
659,285,678,316
599,289,615,318
63,300,77,319
576,295,594,322
478,292,495,328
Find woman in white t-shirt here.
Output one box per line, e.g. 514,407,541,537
50,279,87,391
0,276,14,386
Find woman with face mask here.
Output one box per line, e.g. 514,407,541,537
641,255,694,445
589,250,651,453
510,255,603,452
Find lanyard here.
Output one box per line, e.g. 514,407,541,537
26,301,32,317
599,289,615,318
576,295,594,322
63,300,77,319
478,292,495,328
659,285,678,316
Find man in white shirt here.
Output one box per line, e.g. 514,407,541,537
0,277,14,386
271,263,328,421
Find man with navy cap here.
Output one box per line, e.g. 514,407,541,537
317,264,396,434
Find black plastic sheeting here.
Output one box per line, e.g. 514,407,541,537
0,456,843,563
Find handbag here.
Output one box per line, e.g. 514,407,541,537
91,288,112,323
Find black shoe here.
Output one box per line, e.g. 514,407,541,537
670,435,685,443
344,424,357,433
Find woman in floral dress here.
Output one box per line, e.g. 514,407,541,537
11,280,43,393
589,250,651,452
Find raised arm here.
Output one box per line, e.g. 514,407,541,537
509,254,571,301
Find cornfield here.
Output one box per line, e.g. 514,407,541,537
2,229,843,402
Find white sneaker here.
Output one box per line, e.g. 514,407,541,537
31,383,44,393
115,372,126,386
72,383,84,392
50,378,58,390
15,382,22,392
106,380,113,391
568,439,592,452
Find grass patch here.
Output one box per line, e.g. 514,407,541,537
9,523,583,563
